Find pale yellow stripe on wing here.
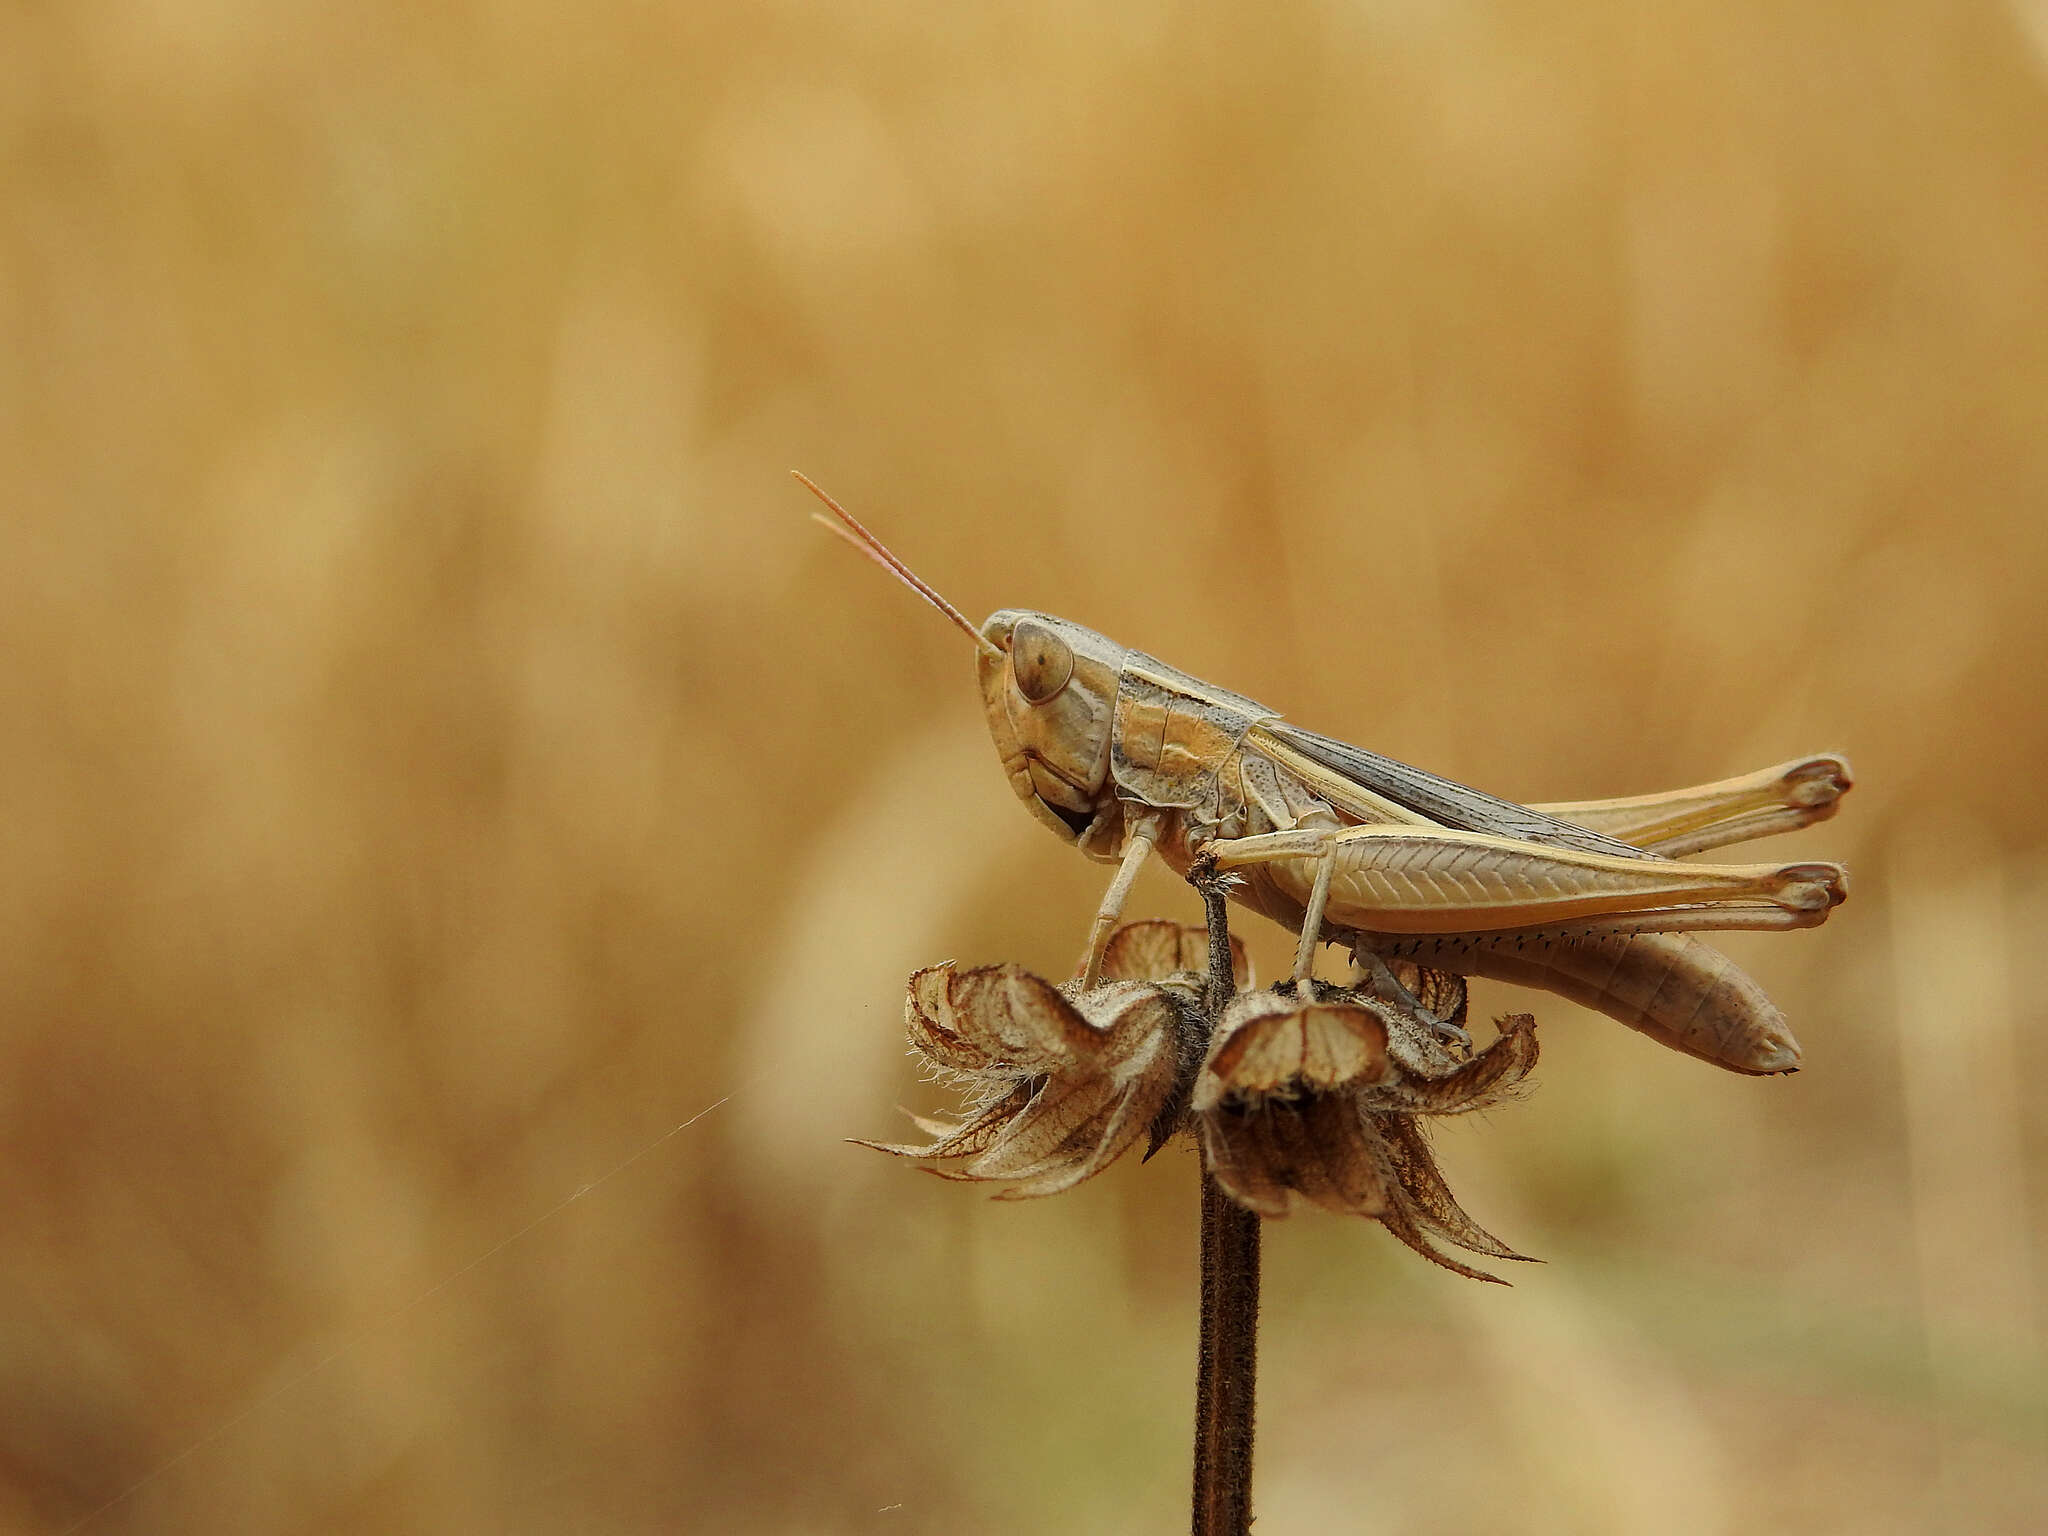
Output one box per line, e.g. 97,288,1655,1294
1243,724,1438,829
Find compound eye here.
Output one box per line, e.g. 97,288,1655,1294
1010,619,1075,704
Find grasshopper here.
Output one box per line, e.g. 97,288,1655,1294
799,473,1850,1075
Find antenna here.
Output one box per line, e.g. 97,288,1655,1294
793,471,1003,659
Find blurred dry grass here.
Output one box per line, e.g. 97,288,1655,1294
4,1,2047,1531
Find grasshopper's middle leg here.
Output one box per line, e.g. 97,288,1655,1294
1270,834,1469,1043
1289,842,1337,985
1207,822,1848,937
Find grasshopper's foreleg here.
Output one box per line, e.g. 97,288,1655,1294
1206,823,1847,936
1078,813,1164,988
1533,752,1852,856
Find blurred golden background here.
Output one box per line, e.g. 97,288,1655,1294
5,2,2047,1531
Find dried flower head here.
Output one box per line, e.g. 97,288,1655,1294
853,923,1244,1196
861,921,1539,1280
1195,981,1539,1281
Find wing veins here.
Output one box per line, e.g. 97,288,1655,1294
1255,721,1652,860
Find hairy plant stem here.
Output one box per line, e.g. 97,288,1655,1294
1189,858,1259,1535
1193,1173,1261,1534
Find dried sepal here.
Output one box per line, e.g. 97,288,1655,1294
1362,1012,1539,1115
904,963,1101,1074
858,1080,1038,1162
1378,1002,1472,1080
1198,1111,1293,1217
1369,1112,1534,1271
1100,919,1251,989
863,958,1190,1197
1193,984,1394,1111
985,1063,1171,1198
1378,957,1469,1032
971,1023,1174,1193
1201,1093,1390,1218
1373,1186,1510,1284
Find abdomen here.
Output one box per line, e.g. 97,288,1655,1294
1351,929,1802,1075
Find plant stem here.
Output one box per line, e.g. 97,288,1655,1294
1193,853,1237,1019
1193,1174,1260,1535
1189,855,1259,1535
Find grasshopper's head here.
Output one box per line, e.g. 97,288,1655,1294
976,610,1124,853
796,471,1126,857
